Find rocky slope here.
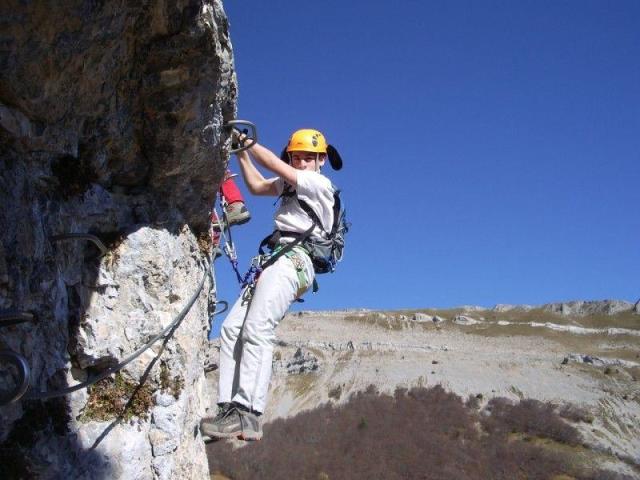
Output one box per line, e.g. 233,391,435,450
207,300,640,478
1,1,234,478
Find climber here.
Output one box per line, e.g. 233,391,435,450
200,128,341,441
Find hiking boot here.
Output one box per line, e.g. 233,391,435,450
225,202,251,227
200,402,232,428
200,403,242,439
226,201,251,226
238,409,263,441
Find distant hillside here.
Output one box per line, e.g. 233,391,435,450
205,300,639,478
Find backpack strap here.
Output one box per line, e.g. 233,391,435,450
273,183,296,207
298,193,341,236
258,230,298,255
297,199,327,236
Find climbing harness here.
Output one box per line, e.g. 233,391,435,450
239,255,264,303
0,236,228,406
259,186,349,280
210,181,315,302
254,223,319,297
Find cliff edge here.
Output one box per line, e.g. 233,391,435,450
0,1,235,478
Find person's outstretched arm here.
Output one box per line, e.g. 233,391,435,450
244,142,298,187
236,149,279,196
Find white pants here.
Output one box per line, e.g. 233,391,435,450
217,248,314,413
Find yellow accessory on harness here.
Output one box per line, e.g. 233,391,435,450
284,248,311,299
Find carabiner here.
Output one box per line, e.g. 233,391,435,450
224,120,258,154
212,301,229,317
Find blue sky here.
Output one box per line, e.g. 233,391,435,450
212,0,639,315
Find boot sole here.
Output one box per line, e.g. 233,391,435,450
210,215,250,231
228,214,251,226
200,426,243,439
202,431,260,442
239,431,262,441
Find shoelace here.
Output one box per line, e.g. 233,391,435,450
214,404,236,422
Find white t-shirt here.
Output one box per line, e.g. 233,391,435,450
273,170,335,241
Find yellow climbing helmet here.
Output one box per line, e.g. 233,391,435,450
286,129,328,153
281,128,343,170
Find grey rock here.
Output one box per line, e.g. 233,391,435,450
203,340,220,372
149,430,178,457
493,304,534,312
543,300,634,316
412,312,431,322
154,392,177,408
291,340,447,354
152,455,176,480
0,1,233,477
274,347,320,375
453,315,481,325
288,347,320,374
564,353,639,368
152,401,184,437
0,102,33,139
456,305,487,312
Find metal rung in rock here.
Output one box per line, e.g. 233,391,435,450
0,350,30,405
0,311,36,328
50,233,108,258
224,120,258,154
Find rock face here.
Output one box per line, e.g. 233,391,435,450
542,300,635,316
0,1,235,478
492,304,534,312
277,347,320,375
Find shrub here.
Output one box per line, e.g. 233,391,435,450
80,373,154,421
481,397,581,445
207,386,610,479
328,385,342,400
558,403,594,424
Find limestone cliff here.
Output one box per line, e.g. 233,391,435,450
0,1,235,478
